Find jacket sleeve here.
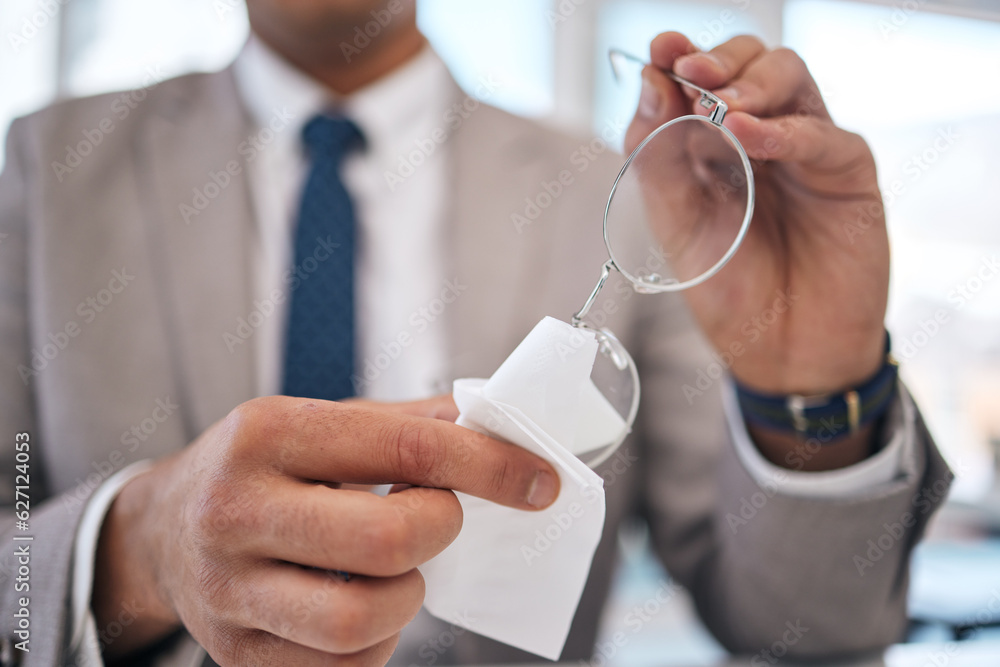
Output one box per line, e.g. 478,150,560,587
633,292,953,659
0,117,96,666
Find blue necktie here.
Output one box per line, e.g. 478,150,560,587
282,114,364,401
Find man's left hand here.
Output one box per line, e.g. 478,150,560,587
626,32,887,398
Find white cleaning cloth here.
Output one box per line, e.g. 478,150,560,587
419,317,624,660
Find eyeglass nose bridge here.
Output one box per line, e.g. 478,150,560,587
571,259,614,328
609,48,728,125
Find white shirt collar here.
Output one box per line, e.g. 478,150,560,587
232,34,455,153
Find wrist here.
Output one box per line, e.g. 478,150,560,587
735,331,898,444
733,327,886,396
93,465,181,658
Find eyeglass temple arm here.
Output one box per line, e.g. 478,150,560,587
608,48,728,125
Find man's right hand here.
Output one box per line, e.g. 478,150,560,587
92,395,560,666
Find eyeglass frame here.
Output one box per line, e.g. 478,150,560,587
573,48,756,322
567,50,757,469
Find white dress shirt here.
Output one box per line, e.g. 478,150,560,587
68,37,910,660
236,35,453,402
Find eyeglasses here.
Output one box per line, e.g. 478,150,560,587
571,49,756,470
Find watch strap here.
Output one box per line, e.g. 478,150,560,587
734,332,899,443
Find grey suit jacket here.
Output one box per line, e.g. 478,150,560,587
0,65,952,666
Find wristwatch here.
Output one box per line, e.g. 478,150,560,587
734,332,899,443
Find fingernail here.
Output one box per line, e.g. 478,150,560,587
527,470,559,508
638,74,662,120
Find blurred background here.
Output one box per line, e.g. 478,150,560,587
2,0,999,663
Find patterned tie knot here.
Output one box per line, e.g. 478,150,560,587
302,114,364,162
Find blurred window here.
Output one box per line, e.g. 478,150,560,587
0,0,60,169
418,0,554,118
0,0,555,168
61,0,249,98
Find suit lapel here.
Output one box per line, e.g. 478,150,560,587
134,69,258,437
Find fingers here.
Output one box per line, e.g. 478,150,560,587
723,111,873,174
400,394,459,421
647,32,827,123
634,33,828,157
230,398,559,510
713,48,828,120
357,413,559,509
637,31,839,177
234,565,424,655
241,485,462,575
210,627,399,667
342,394,459,422
674,35,767,89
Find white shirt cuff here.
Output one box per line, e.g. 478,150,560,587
722,378,913,499
69,459,155,655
